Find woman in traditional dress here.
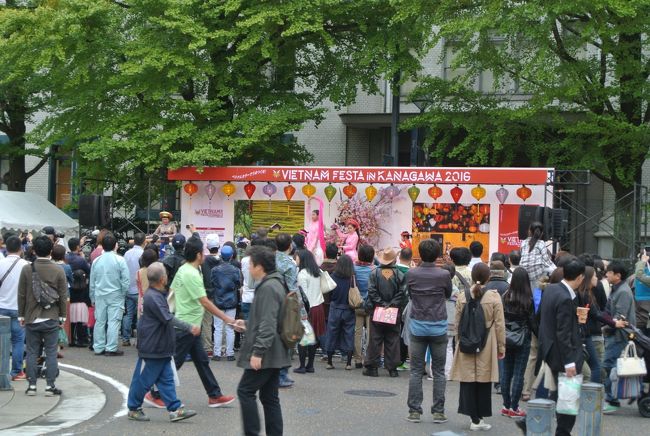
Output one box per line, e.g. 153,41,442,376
334,219,360,262
305,201,326,265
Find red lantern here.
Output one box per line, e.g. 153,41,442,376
244,182,256,199
428,185,442,200
183,182,198,197
517,185,532,201
450,185,463,203
342,183,357,199
284,183,296,201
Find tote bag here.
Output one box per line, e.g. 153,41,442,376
348,276,363,309
616,341,647,377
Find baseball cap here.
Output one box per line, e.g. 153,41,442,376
42,226,56,235
220,245,234,261
172,234,186,249
206,233,220,250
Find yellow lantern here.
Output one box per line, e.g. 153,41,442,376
221,182,236,198
302,182,316,198
471,184,486,202
365,184,377,202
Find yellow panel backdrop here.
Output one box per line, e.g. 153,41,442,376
250,200,305,235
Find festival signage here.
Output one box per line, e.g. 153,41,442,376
169,166,551,185
497,204,524,254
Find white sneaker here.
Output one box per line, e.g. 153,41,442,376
470,420,492,431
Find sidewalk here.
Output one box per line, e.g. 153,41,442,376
0,370,105,434
0,383,59,431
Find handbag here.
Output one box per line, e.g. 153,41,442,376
372,306,399,324
616,341,647,376
505,319,527,348
320,270,336,294
610,367,643,399
348,275,363,309
57,327,69,346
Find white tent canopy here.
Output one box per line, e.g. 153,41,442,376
0,191,78,237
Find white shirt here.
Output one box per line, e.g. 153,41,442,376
469,257,483,271
0,254,29,311
240,256,256,304
297,269,324,308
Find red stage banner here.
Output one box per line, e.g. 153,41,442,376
498,204,523,254
168,166,551,185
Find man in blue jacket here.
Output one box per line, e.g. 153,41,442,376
127,262,198,423
211,245,241,361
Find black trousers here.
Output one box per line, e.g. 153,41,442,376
550,371,577,436
365,320,401,370
174,329,223,398
237,368,283,436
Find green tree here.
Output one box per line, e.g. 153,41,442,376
407,0,650,257
30,0,433,194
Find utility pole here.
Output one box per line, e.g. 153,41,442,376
390,71,400,166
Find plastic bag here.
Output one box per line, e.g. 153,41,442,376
556,373,583,416
57,327,69,346
299,319,316,346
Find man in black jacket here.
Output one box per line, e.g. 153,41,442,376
364,248,407,378
126,262,198,423
537,258,585,436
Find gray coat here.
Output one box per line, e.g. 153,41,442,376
605,281,636,342
237,271,291,370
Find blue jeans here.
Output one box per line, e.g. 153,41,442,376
240,303,251,321
0,308,25,376
584,335,603,383
501,336,532,411
407,333,447,414
603,335,627,401
121,294,138,342
128,357,181,412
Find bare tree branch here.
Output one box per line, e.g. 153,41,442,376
25,154,50,179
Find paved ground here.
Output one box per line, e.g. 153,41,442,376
2,345,649,435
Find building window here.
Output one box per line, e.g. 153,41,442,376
443,39,520,94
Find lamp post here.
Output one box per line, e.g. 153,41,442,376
410,99,430,167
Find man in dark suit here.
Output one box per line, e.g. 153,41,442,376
537,257,585,436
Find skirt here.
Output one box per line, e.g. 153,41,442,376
458,382,492,418
309,304,326,338
69,302,89,324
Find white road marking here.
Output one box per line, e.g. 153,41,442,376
58,363,129,417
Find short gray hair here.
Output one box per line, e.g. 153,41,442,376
147,262,167,285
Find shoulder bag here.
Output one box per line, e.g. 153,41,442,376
320,270,336,294
348,275,363,309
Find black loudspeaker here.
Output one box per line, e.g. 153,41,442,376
518,205,553,240
518,205,538,240
78,195,111,227
552,209,569,240
99,196,111,227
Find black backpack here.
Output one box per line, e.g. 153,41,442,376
458,288,491,354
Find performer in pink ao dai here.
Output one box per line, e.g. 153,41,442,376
305,202,326,265
335,218,360,262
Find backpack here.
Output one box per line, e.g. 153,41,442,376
70,269,88,292
31,263,60,310
458,287,490,354
271,277,304,349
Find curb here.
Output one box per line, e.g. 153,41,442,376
0,370,105,435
